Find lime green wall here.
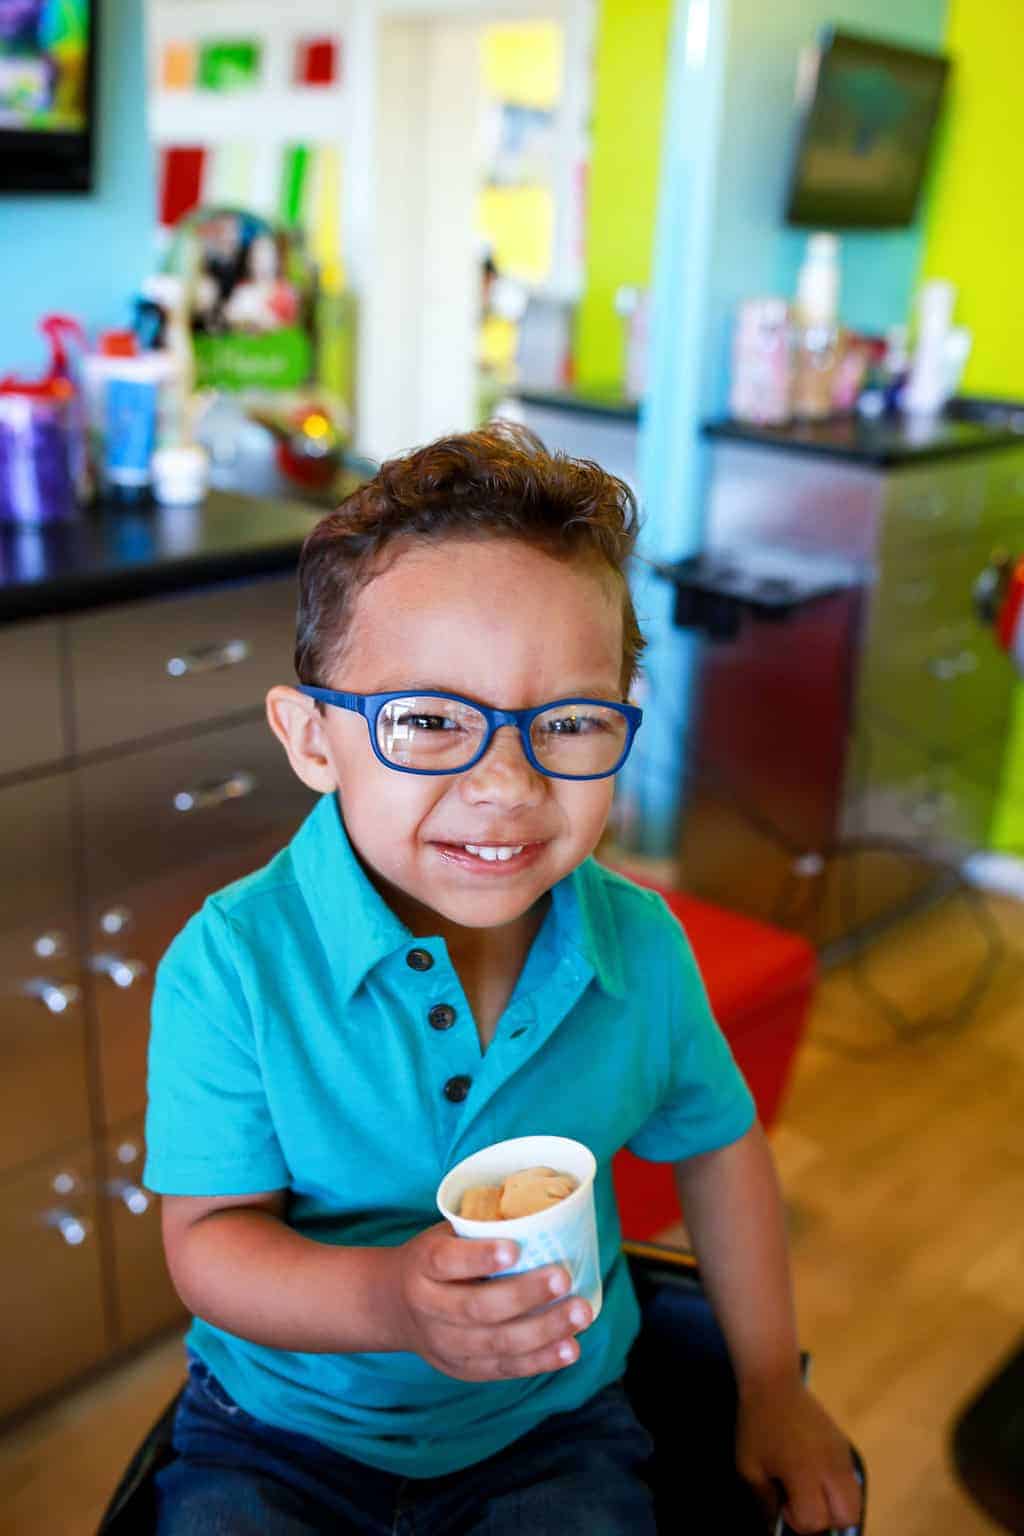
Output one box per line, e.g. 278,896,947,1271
575,0,673,391
918,1,1024,851
920,0,1024,401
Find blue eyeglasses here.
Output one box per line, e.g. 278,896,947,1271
298,686,643,781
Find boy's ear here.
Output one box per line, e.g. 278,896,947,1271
265,686,339,794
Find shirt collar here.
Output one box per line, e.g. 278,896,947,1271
289,793,626,1003
290,794,414,1002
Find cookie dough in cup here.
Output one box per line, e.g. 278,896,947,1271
437,1135,602,1319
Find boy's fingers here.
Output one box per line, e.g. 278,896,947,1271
458,1266,576,1326
426,1231,519,1282
454,1333,581,1382
826,1463,864,1527
446,1294,587,1364
783,1482,831,1534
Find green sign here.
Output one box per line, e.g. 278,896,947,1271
193,328,313,392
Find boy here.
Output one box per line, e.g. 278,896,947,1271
145,425,861,1534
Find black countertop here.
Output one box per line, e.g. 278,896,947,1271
0,489,323,624
511,387,641,423
703,409,1024,468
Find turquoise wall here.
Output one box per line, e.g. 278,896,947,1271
621,0,949,855
0,0,153,374
702,0,950,417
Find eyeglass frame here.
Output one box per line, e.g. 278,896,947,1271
296,685,644,781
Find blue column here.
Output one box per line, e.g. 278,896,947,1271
617,0,728,856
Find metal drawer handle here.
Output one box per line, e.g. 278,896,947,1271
173,770,256,814
908,791,954,826
166,638,250,677
23,979,81,1014
42,1209,90,1246
33,930,68,959
927,649,978,681
99,905,133,936
107,1179,150,1216
909,494,946,520
893,579,933,605
90,953,148,989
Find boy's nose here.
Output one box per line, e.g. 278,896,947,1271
459,725,544,805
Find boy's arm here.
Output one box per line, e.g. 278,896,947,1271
672,1121,800,1393
673,1123,862,1532
161,1192,592,1376
162,1192,406,1353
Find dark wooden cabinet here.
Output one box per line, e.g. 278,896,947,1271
0,1140,107,1420
0,570,316,1423
103,1115,185,1350
0,774,89,1176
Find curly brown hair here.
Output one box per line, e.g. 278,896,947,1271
294,422,646,696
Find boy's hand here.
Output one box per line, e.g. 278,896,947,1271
387,1221,593,1381
735,1376,863,1533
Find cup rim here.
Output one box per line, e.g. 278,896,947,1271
436,1135,596,1233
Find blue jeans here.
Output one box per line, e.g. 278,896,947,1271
155,1356,657,1535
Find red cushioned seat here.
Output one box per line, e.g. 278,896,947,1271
610,879,817,1239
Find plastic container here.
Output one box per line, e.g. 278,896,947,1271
100,354,174,500
437,1135,602,1319
0,390,78,525
152,444,208,506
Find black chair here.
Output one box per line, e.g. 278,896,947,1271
99,1241,865,1535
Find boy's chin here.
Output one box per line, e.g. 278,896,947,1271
434,885,546,930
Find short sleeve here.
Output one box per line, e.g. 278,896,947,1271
625,901,755,1162
144,900,289,1196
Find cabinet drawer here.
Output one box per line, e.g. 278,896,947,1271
981,447,1024,530
0,1139,108,1421
0,774,91,1175
868,540,1006,654
78,720,316,1125
0,619,64,776
68,573,298,755
104,1115,186,1349
842,727,1004,857
858,622,1013,758
881,461,988,551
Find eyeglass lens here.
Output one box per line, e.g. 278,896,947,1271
375,697,629,776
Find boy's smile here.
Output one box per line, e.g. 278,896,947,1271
268,536,626,949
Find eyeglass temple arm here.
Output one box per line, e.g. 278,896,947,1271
297,685,369,716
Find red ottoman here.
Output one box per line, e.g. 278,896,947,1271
610,883,817,1239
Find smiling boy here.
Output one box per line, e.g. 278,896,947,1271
144,425,861,1534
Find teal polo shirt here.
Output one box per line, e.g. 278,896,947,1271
145,792,754,1478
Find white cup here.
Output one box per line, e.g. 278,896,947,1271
152,445,208,506
436,1135,602,1319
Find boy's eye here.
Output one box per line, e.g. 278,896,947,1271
542,712,607,736
396,713,459,732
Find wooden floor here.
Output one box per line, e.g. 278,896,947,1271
1,890,1021,1535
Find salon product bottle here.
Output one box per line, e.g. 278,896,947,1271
730,297,793,425
791,233,841,421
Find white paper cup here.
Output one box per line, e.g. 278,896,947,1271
436,1135,602,1319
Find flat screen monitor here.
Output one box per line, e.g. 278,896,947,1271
0,0,97,192
785,29,949,229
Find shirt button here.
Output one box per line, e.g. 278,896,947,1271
443,1075,472,1103
406,948,434,972
428,1003,456,1031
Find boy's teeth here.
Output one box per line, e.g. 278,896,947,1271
463,844,525,862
